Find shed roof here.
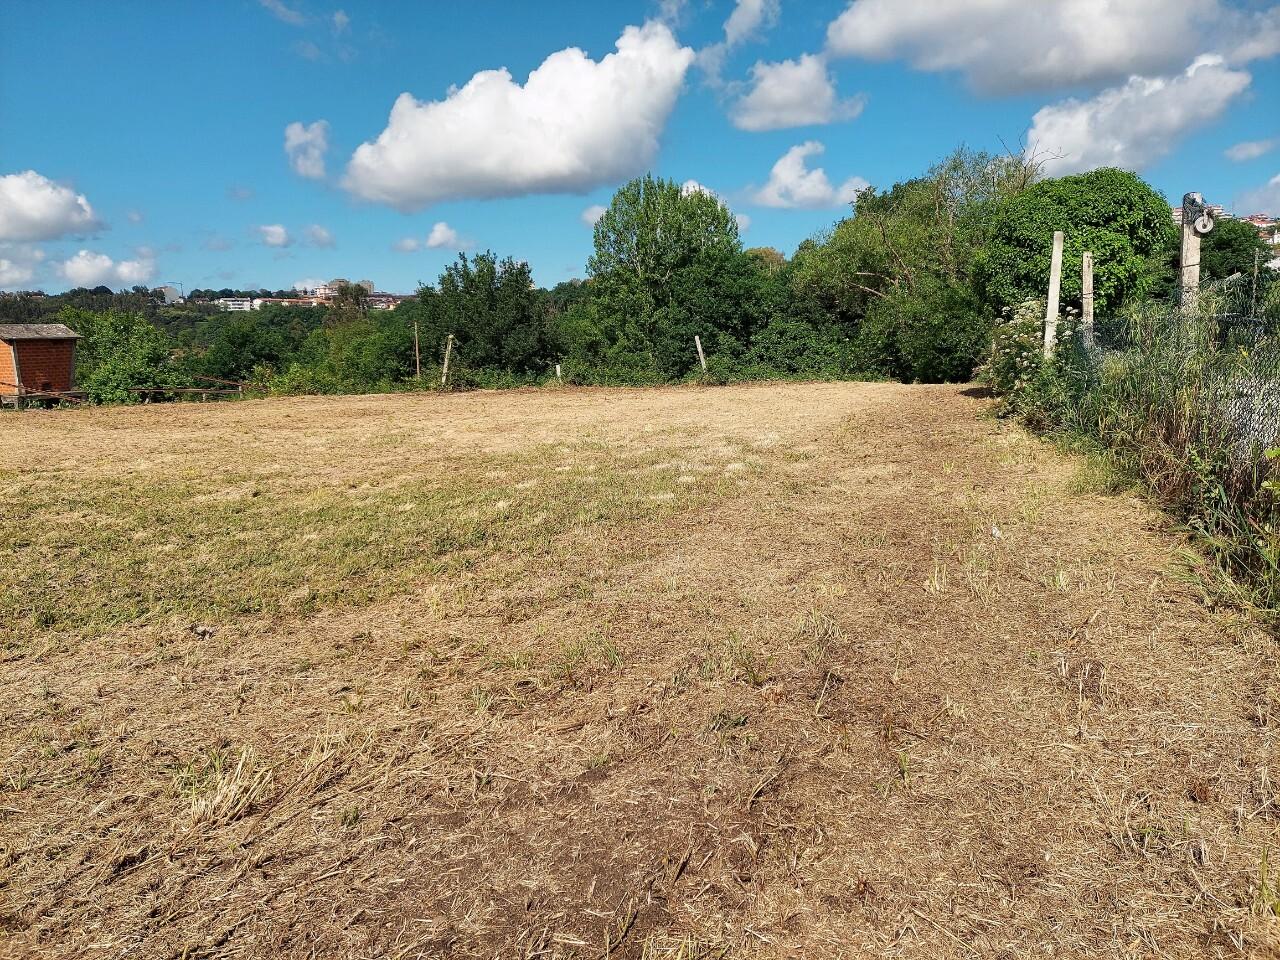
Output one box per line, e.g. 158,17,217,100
0,323,81,340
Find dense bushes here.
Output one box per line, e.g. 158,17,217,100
994,283,1280,621
17,151,1043,400
975,171,1280,625
62,307,178,403
859,279,989,383
791,149,1035,383
406,253,551,374
975,168,1176,318
22,148,1277,412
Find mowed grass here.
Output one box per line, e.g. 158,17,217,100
0,441,753,641
6,384,1279,960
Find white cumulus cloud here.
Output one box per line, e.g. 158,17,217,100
826,0,1274,94
657,0,687,25
258,224,291,247
723,0,778,47
751,141,868,209
1239,172,1280,215
343,22,695,210
284,120,330,180
59,249,155,288
0,170,100,242
0,258,35,287
1226,139,1277,162
393,236,421,252
581,204,608,227
305,224,335,247
1228,6,1280,63
0,245,45,289
425,222,461,249
731,54,866,131
735,213,752,232
698,0,780,80
1027,55,1251,176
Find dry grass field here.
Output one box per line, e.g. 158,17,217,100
3,382,1280,959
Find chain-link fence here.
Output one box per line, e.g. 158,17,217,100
1074,274,1280,461
1211,279,1280,455
1046,274,1279,616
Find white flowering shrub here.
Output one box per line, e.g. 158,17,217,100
980,299,1043,402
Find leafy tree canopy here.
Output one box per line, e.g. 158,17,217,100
61,306,177,403
976,167,1176,316
1201,217,1273,281
412,252,551,374
588,175,743,375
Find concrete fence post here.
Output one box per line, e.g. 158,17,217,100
1178,192,1215,313
1044,231,1065,358
1081,251,1096,350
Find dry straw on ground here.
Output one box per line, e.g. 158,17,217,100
2,382,1279,958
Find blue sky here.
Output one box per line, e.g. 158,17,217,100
2,0,1279,293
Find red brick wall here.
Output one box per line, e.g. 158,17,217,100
9,339,76,394
0,342,16,396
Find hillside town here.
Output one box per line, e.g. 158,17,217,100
207,278,412,312
1171,205,1280,268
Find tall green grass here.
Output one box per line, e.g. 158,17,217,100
988,282,1280,622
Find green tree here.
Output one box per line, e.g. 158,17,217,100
858,277,989,383
275,310,415,393
327,281,370,326
413,252,550,373
196,314,289,381
588,175,742,376
62,306,176,403
790,148,1025,382
1201,217,1272,281
745,247,787,275
976,167,1176,317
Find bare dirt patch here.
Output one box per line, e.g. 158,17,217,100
2,382,1278,958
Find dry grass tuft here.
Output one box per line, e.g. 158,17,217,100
177,748,274,827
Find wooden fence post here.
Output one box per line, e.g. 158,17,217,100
555,363,562,384
440,333,454,388
695,335,707,372
1081,250,1095,350
413,318,421,380
1044,230,1064,358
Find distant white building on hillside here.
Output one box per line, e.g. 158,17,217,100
215,297,254,311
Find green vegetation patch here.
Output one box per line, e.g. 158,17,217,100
0,444,746,641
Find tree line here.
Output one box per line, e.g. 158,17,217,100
2,146,1274,404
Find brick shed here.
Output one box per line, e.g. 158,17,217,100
0,323,81,398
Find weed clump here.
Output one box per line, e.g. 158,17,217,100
987,281,1280,624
